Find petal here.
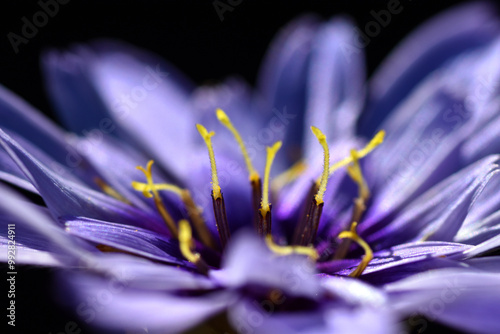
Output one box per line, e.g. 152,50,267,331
322,241,470,283
86,41,199,182
0,130,166,233
360,2,500,136
64,217,191,267
42,47,113,135
364,155,499,247
256,16,318,165
63,273,233,333
303,17,365,159
0,184,93,266
385,268,500,334
0,84,71,163
320,275,387,307
210,231,320,299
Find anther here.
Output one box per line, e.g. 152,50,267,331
259,141,282,236
338,222,373,277
133,160,178,237
197,124,231,249
179,219,209,275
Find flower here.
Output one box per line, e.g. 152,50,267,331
2,2,500,333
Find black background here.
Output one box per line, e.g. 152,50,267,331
0,0,488,333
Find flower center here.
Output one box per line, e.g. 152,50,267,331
126,108,385,277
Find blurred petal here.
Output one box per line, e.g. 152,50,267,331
304,17,365,159
360,2,500,135
0,130,166,233
211,231,320,299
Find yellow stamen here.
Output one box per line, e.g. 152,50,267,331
196,124,221,200
338,222,373,277
216,108,259,182
178,219,201,264
327,130,385,177
260,141,282,215
94,177,131,204
265,234,318,260
132,179,215,248
133,160,178,237
311,126,329,204
346,150,370,201
271,160,307,192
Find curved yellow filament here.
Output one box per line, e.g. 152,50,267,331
328,130,385,176
196,124,221,199
346,150,370,200
178,219,201,263
260,141,282,215
311,126,330,204
265,235,318,260
338,222,373,277
216,108,259,182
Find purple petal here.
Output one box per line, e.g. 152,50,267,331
64,217,191,267
229,297,399,334
0,130,167,233
360,2,500,135
211,231,320,299
364,155,499,247
42,47,112,135
256,16,318,165
303,17,365,159
321,275,387,307
327,241,470,283
0,184,93,266
385,268,500,334
0,84,72,164
64,273,233,333
85,41,199,182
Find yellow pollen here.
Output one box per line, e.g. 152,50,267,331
265,234,318,260
133,160,178,237
346,150,370,200
311,126,329,204
178,219,202,264
260,141,282,215
338,222,373,277
271,160,307,192
327,130,385,177
196,124,221,200
216,108,259,182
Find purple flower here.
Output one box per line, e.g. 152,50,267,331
2,2,500,333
